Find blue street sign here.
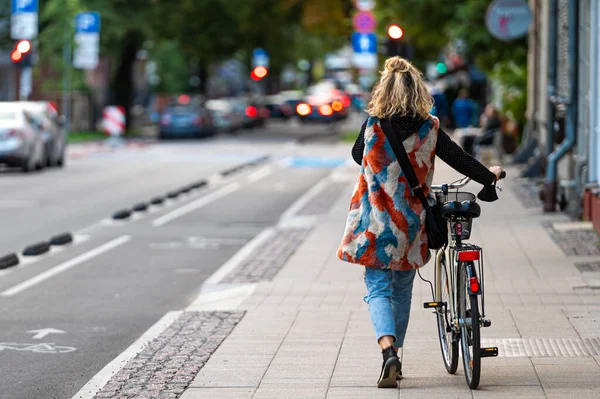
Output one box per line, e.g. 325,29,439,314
75,12,101,34
352,32,377,54
11,0,38,13
252,48,269,68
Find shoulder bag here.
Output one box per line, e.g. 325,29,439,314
379,118,448,250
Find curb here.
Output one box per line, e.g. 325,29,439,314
50,233,74,246
113,209,132,220
133,202,149,212
0,253,19,269
166,191,179,199
23,241,51,256
150,196,164,205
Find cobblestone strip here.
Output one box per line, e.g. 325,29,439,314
297,181,348,216
543,222,600,257
220,227,311,283
93,311,244,399
510,181,543,208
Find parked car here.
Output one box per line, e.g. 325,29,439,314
205,99,244,133
264,94,294,120
294,82,350,123
19,101,67,167
231,96,268,129
0,104,47,172
159,97,215,139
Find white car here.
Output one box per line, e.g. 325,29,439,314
17,101,67,167
0,103,47,172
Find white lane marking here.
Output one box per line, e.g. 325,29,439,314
204,227,276,285
71,311,182,399
246,165,273,183
186,284,257,311
1,236,131,297
27,328,65,340
152,182,240,227
0,235,91,277
278,175,331,222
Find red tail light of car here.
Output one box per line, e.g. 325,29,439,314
319,104,333,116
341,96,351,107
296,103,312,116
245,106,258,118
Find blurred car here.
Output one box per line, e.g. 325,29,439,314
264,94,294,120
232,96,269,129
159,96,215,139
294,83,351,123
0,104,47,172
206,99,244,133
19,101,67,167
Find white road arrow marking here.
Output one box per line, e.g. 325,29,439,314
26,328,66,340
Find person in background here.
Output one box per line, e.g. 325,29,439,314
429,83,449,128
452,88,477,129
474,103,504,148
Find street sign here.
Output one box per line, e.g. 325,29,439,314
252,48,269,68
352,53,378,70
10,0,38,40
354,0,375,11
353,11,377,33
73,12,101,69
351,33,377,54
485,0,532,41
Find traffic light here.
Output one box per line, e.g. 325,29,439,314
250,66,268,81
11,40,32,68
387,25,403,40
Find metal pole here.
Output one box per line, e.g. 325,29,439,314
544,0,579,212
546,0,558,157
62,34,72,133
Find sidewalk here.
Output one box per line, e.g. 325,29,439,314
180,160,600,399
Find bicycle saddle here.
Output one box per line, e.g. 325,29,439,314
440,200,481,219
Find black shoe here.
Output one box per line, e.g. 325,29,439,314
377,347,400,388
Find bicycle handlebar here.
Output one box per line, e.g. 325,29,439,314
431,171,506,191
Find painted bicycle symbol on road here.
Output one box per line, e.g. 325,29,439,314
0,342,77,354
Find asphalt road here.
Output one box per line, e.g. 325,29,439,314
0,118,354,399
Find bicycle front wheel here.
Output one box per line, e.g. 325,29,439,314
458,261,481,389
436,255,459,374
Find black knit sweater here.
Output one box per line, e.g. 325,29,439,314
351,115,496,186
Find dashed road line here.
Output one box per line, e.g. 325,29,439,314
1,235,131,297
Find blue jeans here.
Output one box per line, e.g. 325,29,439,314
363,267,416,349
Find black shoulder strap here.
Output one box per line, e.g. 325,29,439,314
379,118,429,208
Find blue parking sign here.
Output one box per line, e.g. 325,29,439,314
351,33,377,54
11,0,38,13
75,12,101,33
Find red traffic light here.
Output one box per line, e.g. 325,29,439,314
251,66,268,81
11,50,22,62
388,25,404,40
16,40,31,54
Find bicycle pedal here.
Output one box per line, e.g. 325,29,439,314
480,347,499,358
482,318,492,327
423,301,446,309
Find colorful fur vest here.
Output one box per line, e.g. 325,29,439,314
338,115,439,270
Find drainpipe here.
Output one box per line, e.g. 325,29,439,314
544,0,578,212
546,0,558,157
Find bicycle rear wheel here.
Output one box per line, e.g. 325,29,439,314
458,261,481,389
436,255,459,374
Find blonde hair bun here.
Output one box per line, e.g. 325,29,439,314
384,56,411,74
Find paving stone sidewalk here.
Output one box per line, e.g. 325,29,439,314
180,161,600,399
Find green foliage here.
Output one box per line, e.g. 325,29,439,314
149,40,189,94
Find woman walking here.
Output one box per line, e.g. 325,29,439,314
337,57,503,388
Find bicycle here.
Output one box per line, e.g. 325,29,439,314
421,172,505,389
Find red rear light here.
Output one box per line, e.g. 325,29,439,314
193,115,202,126
259,107,270,118
469,277,480,293
319,104,333,116
161,114,171,125
341,96,351,107
458,250,480,261
296,103,311,116
455,222,463,237
245,106,257,118
7,129,25,138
